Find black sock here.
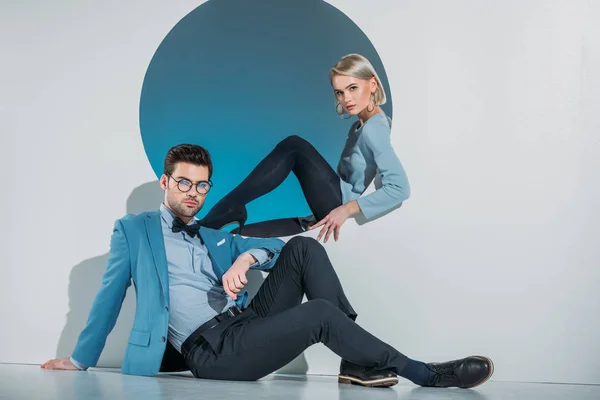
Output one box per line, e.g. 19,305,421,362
400,358,435,385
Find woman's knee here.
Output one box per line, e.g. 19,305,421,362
276,135,314,152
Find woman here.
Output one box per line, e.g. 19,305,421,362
201,54,410,241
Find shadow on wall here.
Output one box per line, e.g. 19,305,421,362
55,180,308,374
55,181,163,367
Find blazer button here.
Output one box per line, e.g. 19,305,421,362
165,306,169,311
161,336,166,342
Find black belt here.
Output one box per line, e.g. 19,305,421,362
181,305,244,355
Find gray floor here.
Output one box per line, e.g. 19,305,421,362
1,364,599,400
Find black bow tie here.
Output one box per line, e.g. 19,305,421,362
172,218,202,238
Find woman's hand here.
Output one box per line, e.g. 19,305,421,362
310,202,360,242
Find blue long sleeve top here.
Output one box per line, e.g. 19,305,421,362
337,112,410,219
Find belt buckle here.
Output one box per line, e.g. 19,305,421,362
227,304,242,317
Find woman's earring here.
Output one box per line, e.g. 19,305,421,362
336,102,351,120
367,94,376,113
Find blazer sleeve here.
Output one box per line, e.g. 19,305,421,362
228,235,285,271
356,122,411,219
71,219,132,367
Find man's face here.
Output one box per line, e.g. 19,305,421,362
160,162,210,220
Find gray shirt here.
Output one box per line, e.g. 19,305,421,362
159,204,269,352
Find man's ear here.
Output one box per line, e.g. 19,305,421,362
160,174,168,190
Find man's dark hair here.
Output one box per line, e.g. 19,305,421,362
163,144,213,178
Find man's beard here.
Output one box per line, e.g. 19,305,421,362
167,194,202,218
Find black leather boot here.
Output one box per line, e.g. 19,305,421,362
338,359,399,388
200,204,247,233
423,356,494,388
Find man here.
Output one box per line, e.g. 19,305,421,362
42,144,493,389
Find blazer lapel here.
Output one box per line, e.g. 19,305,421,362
145,212,169,300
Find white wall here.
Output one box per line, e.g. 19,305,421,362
1,0,599,385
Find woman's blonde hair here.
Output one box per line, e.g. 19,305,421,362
330,53,387,107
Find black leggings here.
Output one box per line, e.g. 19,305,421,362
202,135,343,237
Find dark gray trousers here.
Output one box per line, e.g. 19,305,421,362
183,236,411,381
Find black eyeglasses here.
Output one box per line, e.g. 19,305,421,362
167,174,213,195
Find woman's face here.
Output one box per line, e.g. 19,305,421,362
332,74,377,115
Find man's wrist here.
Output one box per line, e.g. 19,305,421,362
70,356,88,371
241,252,256,267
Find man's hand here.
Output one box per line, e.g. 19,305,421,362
222,253,256,300
310,202,359,242
41,357,79,370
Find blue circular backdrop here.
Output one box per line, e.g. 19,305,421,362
140,0,392,224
